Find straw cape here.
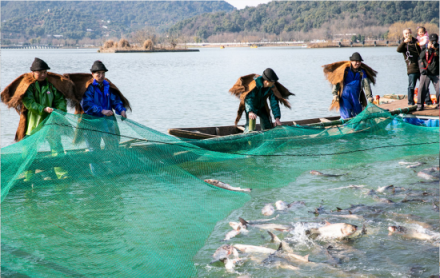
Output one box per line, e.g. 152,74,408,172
62,73,131,114
322,61,377,111
229,74,294,126
1,72,76,141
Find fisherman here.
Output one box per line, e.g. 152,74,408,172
417,33,439,110
0,58,76,180
229,68,294,133
72,60,131,175
323,52,377,119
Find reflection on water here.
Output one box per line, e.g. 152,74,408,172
2,47,409,147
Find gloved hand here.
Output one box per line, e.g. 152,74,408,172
368,97,374,103
333,95,340,102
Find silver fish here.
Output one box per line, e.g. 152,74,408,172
221,257,243,272
388,226,435,241
211,244,238,264
224,228,241,241
234,244,276,254
240,218,292,232
240,214,279,224
373,195,395,204
271,260,300,270
377,185,394,193
262,204,275,216
310,170,344,177
306,221,358,239
204,179,251,192
328,185,364,190
275,200,288,210
274,250,309,263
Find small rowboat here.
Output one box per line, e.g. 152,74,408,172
168,101,439,140
167,116,341,140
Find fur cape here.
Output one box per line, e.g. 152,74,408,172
62,73,132,114
1,72,76,141
229,74,294,126
63,73,131,145
322,61,377,111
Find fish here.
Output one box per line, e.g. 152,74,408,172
310,170,344,177
417,167,440,180
221,257,243,272
373,195,395,204
399,161,425,168
330,214,364,220
274,245,309,263
239,217,292,232
387,212,433,229
204,179,251,192
328,185,364,190
239,214,279,224
376,185,394,193
211,244,239,264
432,201,439,212
261,204,275,216
267,231,281,244
224,228,241,241
388,226,435,241
229,222,249,234
306,221,358,239
417,171,437,180
275,200,288,210
233,244,276,254
271,260,300,270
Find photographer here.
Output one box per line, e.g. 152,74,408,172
417,33,439,111
397,28,432,106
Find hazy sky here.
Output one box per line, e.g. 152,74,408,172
225,0,272,10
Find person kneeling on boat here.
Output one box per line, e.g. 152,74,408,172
323,52,377,120
73,61,131,175
1,58,76,181
229,68,294,133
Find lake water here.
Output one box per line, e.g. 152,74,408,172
1,47,438,277
2,46,411,147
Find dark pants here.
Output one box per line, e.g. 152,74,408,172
408,73,431,105
418,74,440,108
244,111,273,133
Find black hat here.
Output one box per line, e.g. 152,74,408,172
90,60,108,73
30,58,50,71
349,52,364,62
429,33,438,42
262,68,279,82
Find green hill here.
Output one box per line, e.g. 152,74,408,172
169,1,439,39
1,1,235,40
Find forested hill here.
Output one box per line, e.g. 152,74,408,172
1,1,234,39
169,1,439,39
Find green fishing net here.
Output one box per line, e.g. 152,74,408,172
1,104,438,277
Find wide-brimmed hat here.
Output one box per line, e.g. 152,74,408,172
30,58,50,71
90,60,108,73
262,68,279,82
349,52,364,62
429,33,438,42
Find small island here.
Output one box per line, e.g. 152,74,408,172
98,38,199,53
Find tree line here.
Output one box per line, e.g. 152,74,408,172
169,1,439,41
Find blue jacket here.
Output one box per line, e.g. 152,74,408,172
244,76,281,119
81,79,126,117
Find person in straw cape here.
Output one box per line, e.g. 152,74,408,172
64,60,131,175
323,52,377,119
229,68,294,133
1,57,77,180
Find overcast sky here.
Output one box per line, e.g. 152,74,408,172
225,0,272,10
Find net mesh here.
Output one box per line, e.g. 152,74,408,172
1,104,438,277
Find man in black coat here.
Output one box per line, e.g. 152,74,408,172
417,33,439,110
397,28,432,106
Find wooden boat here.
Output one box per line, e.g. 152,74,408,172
168,100,439,140
168,116,341,140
